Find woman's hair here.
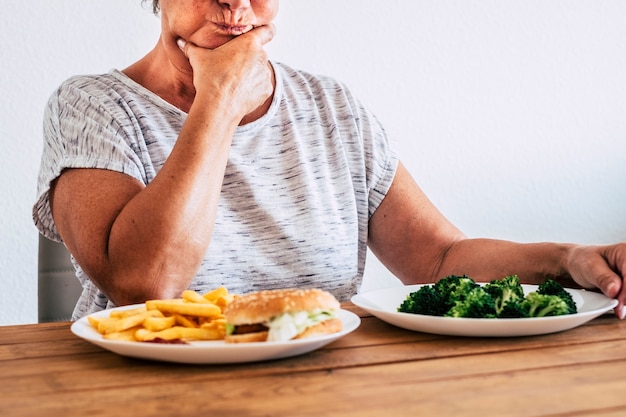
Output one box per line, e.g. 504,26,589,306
143,0,160,15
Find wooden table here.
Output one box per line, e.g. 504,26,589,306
2,303,626,416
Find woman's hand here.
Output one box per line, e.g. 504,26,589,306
566,244,626,318
177,24,276,122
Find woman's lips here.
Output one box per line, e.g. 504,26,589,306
216,23,254,36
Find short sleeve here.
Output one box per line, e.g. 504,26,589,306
361,110,398,218
33,76,148,241
340,87,398,219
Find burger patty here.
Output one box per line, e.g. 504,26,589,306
230,323,268,335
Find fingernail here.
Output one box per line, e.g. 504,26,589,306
620,306,626,320
176,38,186,51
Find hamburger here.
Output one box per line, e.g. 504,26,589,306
223,288,343,343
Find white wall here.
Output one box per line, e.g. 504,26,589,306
1,1,625,325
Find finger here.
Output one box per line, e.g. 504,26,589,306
607,279,626,319
176,38,189,57
596,271,621,299
605,244,626,319
603,274,625,319
244,23,276,46
579,266,623,319
616,281,626,319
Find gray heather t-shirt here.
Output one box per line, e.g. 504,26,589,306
33,61,398,319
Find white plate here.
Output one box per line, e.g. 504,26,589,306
351,284,617,337
71,306,360,364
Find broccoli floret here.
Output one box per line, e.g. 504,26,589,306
398,285,447,316
522,292,571,317
497,300,529,318
537,278,577,314
445,286,497,318
483,274,527,318
433,275,479,309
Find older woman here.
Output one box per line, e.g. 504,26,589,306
34,0,625,319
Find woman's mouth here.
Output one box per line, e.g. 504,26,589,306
215,23,254,36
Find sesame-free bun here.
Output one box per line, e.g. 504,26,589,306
223,288,341,326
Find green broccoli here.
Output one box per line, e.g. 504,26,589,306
445,286,497,318
397,274,479,316
433,275,479,310
522,292,571,317
536,278,577,314
397,275,577,319
483,275,527,318
398,285,448,316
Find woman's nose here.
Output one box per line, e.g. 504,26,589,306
218,0,251,10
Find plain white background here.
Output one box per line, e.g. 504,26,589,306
1,1,625,325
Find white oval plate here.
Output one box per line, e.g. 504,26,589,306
351,284,617,337
71,305,360,364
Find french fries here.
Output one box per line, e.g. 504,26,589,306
134,326,223,342
88,287,233,343
145,299,221,318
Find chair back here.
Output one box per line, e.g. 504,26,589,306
38,234,82,322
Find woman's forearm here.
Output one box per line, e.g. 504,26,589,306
436,238,578,287
105,93,241,303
